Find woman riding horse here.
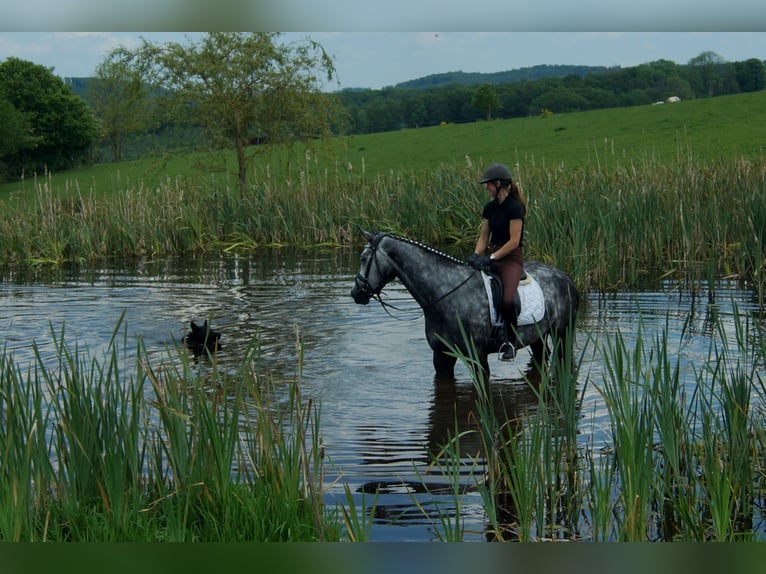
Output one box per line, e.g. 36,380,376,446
351,230,579,379
468,163,526,361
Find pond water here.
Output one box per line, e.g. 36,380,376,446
0,249,762,541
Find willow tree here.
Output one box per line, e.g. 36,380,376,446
108,32,340,193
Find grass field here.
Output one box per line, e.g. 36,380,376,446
2,90,765,200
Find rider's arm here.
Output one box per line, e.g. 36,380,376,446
490,218,522,260
473,218,490,255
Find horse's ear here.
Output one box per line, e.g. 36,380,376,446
359,226,374,243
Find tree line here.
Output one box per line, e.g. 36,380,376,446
1,35,765,185
337,52,766,133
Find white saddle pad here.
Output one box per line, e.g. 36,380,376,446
482,271,546,327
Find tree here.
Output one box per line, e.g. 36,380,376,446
734,58,766,93
664,76,695,100
0,57,99,177
0,95,36,180
531,87,589,114
472,83,502,120
688,51,726,97
89,55,154,162
108,32,342,193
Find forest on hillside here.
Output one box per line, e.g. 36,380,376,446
2,42,765,178
335,54,766,133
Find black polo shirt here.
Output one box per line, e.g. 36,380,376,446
482,195,526,249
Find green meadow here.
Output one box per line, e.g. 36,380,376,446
3,90,765,198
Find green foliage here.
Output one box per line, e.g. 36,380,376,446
735,58,766,92
0,95,35,179
0,57,99,178
471,83,502,120
89,55,155,162
436,310,766,541
105,33,346,193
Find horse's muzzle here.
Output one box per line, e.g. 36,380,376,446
350,284,371,305
351,275,372,305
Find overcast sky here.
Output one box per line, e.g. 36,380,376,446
1,32,764,91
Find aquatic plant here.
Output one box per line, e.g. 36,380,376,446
0,320,341,542
430,308,766,541
1,153,764,308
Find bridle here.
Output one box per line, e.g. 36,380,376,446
353,237,386,302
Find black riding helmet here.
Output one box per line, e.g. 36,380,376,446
479,162,512,184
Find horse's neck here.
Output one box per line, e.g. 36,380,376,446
383,239,467,309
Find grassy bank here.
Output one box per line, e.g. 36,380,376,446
1,156,764,299
0,322,343,542
2,90,765,197
0,91,765,295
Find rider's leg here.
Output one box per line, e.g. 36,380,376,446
499,302,517,361
496,254,524,362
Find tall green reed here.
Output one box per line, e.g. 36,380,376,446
597,325,657,541
428,306,766,541
433,325,586,541
0,319,339,541
2,156,765,305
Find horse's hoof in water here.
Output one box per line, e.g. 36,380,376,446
498,342,516,362
183,320,221,355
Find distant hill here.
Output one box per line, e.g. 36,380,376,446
392,65,613,89
66,64,614,97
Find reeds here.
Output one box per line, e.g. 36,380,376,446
0,320,340,542
430,307,766,541
2,154,765,304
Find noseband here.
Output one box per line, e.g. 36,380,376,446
354,239,385,300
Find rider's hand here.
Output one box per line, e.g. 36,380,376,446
468,254,492,271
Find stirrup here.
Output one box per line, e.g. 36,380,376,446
499,341,516,362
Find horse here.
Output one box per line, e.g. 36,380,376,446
350,229,579,379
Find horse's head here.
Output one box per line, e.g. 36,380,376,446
350,228,396,305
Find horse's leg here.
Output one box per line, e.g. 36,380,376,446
433,349,457,378
530,335,549,367
477,353,491,383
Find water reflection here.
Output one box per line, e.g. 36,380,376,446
0,251,762,541
426,368,542,458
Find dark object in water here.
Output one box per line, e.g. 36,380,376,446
183,320,222,355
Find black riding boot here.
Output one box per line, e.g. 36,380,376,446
499,303,518,361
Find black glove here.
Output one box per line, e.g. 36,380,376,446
468,253,492,271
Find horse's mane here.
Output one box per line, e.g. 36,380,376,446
377,232,467,266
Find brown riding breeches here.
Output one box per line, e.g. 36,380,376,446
491,248,524,306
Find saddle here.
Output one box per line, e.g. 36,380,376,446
482,269,545,328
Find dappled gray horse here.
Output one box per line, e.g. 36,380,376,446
350,230,579,378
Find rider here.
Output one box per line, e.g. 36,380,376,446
468,163,527,361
